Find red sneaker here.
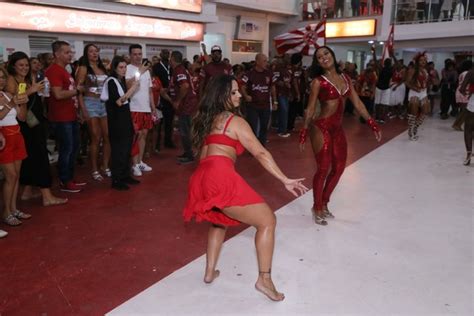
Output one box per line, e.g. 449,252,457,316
60,181,82,193
72,179,87,186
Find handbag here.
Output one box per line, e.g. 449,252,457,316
25,94,40,128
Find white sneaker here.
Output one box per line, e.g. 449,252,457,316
0,229,8,238
139,161,152,172
132,165,143,176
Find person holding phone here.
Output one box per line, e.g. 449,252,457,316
103,56,141,190
7,52,68,208
126,44,156,176
0,64,28,226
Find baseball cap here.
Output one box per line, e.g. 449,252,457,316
211,45,222,52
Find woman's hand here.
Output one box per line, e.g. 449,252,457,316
31,80,45,94
13,93,28,105
374,130,382,142
282,178,308,197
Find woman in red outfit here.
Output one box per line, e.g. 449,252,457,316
184,75,307,301
300,46,382,225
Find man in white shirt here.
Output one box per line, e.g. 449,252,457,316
126,44,156,176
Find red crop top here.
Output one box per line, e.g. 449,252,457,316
317,74,351,102
204,114,245,155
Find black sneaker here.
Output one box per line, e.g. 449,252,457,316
122,177,140,185
112,181,130,191
177,156,194,165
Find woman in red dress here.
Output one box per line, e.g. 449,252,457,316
184,75,307,301
300,46,382,225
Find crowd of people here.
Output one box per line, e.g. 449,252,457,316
0,41,472,303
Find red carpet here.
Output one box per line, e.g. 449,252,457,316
0,116,406,315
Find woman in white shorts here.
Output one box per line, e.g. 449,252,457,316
389,60,406,119
405,53,430,141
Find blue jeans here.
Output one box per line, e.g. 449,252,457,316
178,115,193,158
246,106,271,145
277,96,289,134
53,121,79,184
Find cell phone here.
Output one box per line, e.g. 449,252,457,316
18,83,27,94
142,58,149,64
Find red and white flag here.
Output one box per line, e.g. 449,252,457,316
274,18,326,56
381,24,395,61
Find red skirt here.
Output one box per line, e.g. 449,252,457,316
183,155,264,226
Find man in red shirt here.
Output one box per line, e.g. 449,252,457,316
168,51,198,164
45,41,84,193
241,53,277,145
199,45,232,98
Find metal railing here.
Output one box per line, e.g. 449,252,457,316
392,0,473,24
301,0,384,21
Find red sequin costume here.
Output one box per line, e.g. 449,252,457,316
311,74,351,211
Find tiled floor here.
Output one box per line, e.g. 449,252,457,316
108,118,473,316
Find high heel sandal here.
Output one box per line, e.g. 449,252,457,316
323,207,335,219
311,209,328,226
463,152,471,166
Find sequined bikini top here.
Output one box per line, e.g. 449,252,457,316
317,74,351,102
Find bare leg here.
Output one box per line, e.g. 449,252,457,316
2,163,18,218
223,203,284,301
88,118,101,174
10,160,22,212
204,224,227,283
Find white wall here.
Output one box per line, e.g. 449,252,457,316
205,7,282,64
212,0,299,15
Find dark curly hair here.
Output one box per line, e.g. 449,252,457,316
309,46,342,78
192,74,239,151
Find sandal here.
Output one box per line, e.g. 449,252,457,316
12,210,32,220
3,214,22,226
323,207,335,219
103,168,112,177
92,171,104,181
311,209,328,226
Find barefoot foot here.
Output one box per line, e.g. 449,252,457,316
43,197,68,207
203,269,220,284
255,274,285,301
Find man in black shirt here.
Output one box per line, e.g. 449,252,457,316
154,49,176,148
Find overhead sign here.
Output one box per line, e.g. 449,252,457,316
326,19,377,38
0,3,204,41
114,0,202,13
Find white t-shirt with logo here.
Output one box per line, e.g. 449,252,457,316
126,64,153,113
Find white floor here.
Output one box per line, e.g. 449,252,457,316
108,118,473,316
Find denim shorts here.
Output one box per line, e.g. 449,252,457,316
84,96,107,118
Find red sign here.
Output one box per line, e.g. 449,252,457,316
0,3,204,41
114,0,202,13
